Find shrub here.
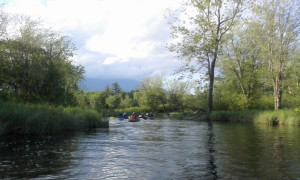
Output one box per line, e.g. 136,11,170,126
0,101,108,135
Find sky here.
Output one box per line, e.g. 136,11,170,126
2,0,183,81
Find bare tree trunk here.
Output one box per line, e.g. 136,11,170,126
208,52,217,115
273,72,282,110
208,70,214,114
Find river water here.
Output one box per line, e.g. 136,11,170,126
1,118,300,179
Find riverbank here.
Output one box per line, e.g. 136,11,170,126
210,110,300,125
170,110,300,126
0,101,109,135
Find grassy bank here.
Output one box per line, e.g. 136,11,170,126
170,110,300,126
170,111,208,121
0,101,109,135
210,110,300,125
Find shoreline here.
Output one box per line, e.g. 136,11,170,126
169,110,300,126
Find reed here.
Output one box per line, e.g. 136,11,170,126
0,101,109,135
210,110,300,126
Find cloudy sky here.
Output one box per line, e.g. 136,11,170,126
3,0,183,81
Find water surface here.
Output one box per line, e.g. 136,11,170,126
1,118,300,179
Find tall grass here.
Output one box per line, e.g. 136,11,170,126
0,101,109,135
210,110,300,126
170,111,208,121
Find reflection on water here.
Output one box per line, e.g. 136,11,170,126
0,133,82,179
207,121,217,179
214,123,300,179
1,119,300,179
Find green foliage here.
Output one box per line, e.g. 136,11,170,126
138,76,167,112
0,13,84,106
282,94,300,109
0,101,108,135
112,82,122,95
210,110,300,125
252,95,274,110
169,111,208,121
119,95,133,109
168,0,244,113
105,95,120,109
114,106,152,115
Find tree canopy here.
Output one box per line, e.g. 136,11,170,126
0,11,84,105
168,0,300,112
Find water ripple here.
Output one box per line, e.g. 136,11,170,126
1,119,300,179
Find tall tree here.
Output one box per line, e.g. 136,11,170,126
112,82,122,95
253,0,300,110
168,0,244,114
219,22,264,108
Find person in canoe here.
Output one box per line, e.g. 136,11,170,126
139,113,147,120
129,112,140,122
149,112,154,119
123,112,128,119
118,113,124,120
131,112,137,120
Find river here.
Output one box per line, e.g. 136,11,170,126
1,118,300,179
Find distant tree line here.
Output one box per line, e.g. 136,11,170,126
83,77,206,113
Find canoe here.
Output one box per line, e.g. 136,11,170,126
128,118,140,122
139,115,147,120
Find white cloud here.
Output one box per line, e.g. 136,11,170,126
85,0,180,63
103,56,128,65
4,0,182,79
86,34,156,60
4,0,108,31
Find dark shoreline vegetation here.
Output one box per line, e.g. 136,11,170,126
0,101,108,135
170,110,300,126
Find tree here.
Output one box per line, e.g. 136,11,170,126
105,95,121,109
0,13,84,105
219,22,264,108
119,94,132,109
166,80,189,111
138,76,166,111
112,82,122,95
285,52,300,96
168,0,244,114
0,7,7,38
252,0,300,110
283,52,300,108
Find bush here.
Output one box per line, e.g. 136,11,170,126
0,101,108,135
